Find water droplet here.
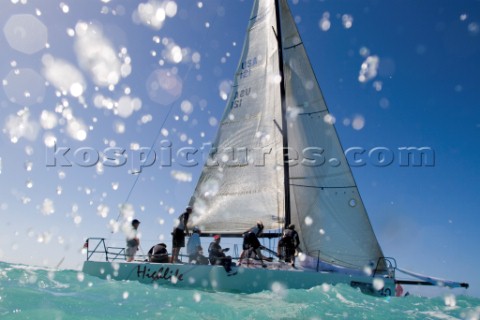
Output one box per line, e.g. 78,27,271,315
114,121,125,134
373,81,383,92
347,199,356,208
358,55,379,83
323,114,335,125
372,278,384,290
40,198,55,216
4,14,48,54
97,204,109,218
342,14,353,29
209,117,218,126
69,82,84,97
170,45,183,63
146,69,182,105
77,272,85,282
180,100,193,114
59,2,69,13
305,216,313,226
171,170,192,182
40,110,58,129
192,52,201,63
444,294,457,307
73,215,82,225
26,179,33,188
352,115,365,130
319,12,331,32
165,1,177,18
193,292,201,302
468,22,479,35
24,161,33,172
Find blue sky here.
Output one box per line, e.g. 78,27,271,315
0,0,479,297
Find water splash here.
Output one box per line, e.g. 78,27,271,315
146,68,183,105
3,14,47,54
358,55,379,83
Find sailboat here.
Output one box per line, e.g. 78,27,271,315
82,0,468,296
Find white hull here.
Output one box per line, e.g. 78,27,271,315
82,260,395,296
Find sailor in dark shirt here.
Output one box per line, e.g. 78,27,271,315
148,243,169,263
278,224,300,267
170,206,191,263
239,221,268,267
208,235,235,274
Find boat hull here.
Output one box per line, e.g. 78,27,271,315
82,261,395,296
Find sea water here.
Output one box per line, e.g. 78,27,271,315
0,262,478,320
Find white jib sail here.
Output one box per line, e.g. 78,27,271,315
278,0,385,271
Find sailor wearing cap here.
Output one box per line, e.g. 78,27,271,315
208,235,235,274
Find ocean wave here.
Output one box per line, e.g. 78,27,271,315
0,261,478,320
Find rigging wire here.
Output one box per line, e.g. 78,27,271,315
113,63,194,224
114,0,226,224
114,99,177,223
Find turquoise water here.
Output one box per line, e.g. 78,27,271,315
0,262,478,320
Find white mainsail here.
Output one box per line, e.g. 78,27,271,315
189,0,385,272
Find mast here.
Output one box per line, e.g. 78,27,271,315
274,0,291,228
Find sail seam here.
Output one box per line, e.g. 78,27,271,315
221,113,261,125
211,188,278,196
249,8,271,30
